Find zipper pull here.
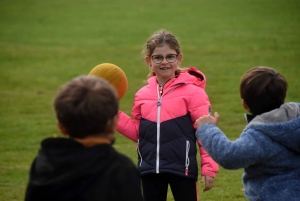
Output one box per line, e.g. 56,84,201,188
185,168,188,176
157,101,161,106
157,97,162,106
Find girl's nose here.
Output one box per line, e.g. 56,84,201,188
161,57,168,64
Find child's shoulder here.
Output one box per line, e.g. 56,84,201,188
111,149,137,170
179,67,207,90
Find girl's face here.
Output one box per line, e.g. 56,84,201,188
145,44,182,85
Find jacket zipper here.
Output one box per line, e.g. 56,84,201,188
155,84,182,174
137,139,143,167
185,140,190,176
156,84,162,173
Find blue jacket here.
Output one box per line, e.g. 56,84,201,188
196,102,300,201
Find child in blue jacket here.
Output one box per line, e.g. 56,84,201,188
195,66,300,201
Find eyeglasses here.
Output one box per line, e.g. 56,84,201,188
151,54,178,64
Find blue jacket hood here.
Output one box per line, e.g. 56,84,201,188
247,102,300,153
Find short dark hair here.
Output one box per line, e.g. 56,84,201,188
240,66,288,115
54,76,118,138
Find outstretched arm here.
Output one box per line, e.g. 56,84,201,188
195,112,278,169
116,110,139,142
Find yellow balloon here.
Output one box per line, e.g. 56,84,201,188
88,63,128,100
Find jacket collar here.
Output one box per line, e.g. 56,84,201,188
244,113,256,123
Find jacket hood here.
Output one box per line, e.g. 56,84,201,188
182,67,207,89
247,102,300,153
147,67,207,89
27,138,116,199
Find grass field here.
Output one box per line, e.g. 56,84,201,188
0,0,299,200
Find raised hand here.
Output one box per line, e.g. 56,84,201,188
195,112,219,128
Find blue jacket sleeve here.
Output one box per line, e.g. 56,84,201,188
195,123,279,169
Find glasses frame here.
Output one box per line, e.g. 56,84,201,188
150,54,178,64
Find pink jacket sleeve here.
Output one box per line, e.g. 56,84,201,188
197,140,219,177
189,88,219,177
116,110,139,142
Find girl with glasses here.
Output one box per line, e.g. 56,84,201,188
117,29,218,201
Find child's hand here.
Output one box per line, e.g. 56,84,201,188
195,112,219,128
200,175,214,191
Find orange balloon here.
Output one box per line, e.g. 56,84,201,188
88,63,128,100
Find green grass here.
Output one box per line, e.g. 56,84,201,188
0,0,299,200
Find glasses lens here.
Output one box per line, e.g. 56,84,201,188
166,54,177,63
152,55,163,64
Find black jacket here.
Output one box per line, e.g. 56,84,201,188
25,137,143,201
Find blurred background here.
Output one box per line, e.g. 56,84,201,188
0,0,299,200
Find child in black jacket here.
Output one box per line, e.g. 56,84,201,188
25,76,143,201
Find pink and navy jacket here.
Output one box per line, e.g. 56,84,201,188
117,67,218,180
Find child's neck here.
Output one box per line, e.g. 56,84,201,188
74,135,112,147
157,76,176,87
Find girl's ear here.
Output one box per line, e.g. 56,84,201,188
145,56,151,66
242,99,251,113
57,121,68,136
177,53,183,64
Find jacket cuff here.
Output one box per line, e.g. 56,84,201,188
201,170,217,178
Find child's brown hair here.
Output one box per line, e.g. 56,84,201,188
240,66,288,115
54,76,118,138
